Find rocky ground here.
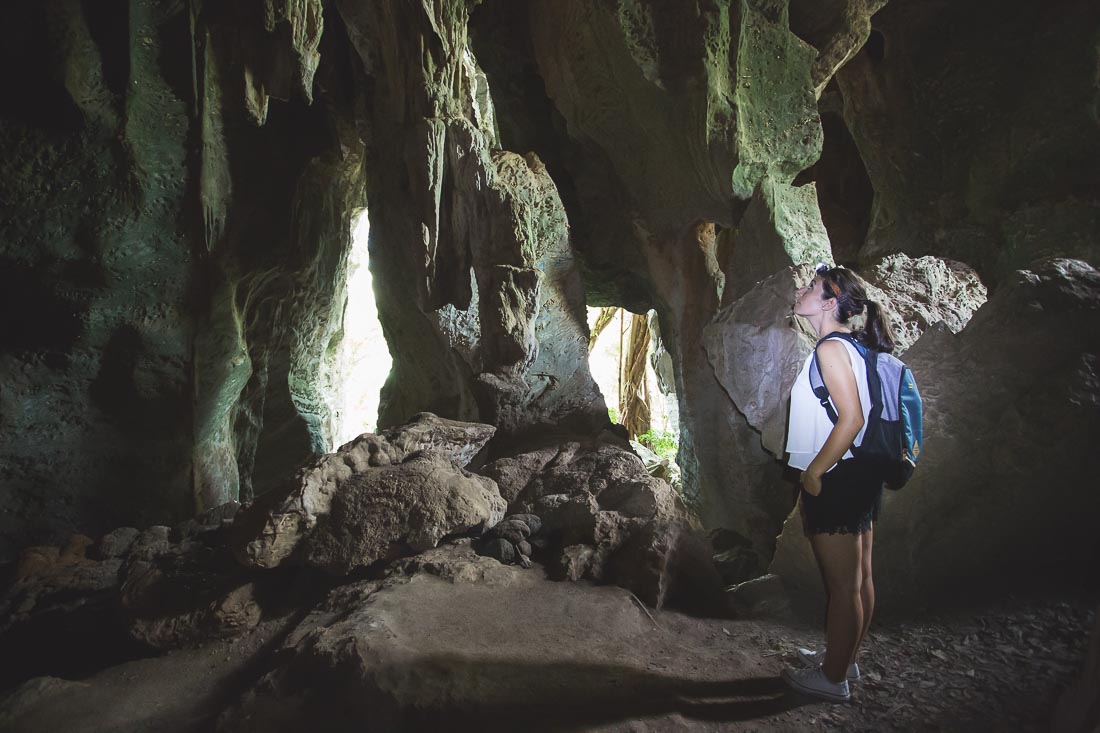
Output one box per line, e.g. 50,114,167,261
0,544,1092,733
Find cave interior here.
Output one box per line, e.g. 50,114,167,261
0,0,1098,730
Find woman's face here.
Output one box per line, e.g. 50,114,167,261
793,276,827,317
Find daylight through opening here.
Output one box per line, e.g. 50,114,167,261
330,209,392,449
586,306,681,487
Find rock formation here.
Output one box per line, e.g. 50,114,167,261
231,413,503,572
0,0,1097,671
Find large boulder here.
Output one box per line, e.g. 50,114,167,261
215,543,696,731
304,453,506,574
770,259,1100,606
231,413,504,572
479,431,720,608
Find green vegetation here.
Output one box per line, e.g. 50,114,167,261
638,428,678,463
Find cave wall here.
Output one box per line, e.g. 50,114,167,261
836,0,1100,283
2,0,1098,595
0,1,198,559
0,0,362,560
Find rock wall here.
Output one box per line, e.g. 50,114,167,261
335,0,607,442
836,0,1100,283
0,2,361,559
2,0,1098,605
469,0,877,569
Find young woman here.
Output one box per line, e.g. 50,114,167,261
781,264,897,703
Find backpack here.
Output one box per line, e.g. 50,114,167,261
808,332,923,489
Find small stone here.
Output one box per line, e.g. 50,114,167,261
493,519,532,544
516,540,532,557
96,527,140,559
480,538,516,564
507,513,542,535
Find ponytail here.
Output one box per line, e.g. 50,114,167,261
817,265,898,353
858,300,897,353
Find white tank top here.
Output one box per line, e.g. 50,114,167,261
786,337,872,472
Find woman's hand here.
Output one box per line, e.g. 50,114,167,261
800,469,823,496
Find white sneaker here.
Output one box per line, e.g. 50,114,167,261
781,664,851,703
796,648,861,682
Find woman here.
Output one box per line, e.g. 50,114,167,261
780,263,897,703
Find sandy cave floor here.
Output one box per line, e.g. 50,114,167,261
0,558,1093,733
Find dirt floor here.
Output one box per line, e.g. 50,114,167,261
0,557,1093,733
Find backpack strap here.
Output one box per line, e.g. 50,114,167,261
808,332,866,425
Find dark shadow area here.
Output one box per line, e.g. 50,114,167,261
793,85,873,267
0,590,157,690
310,656,806,732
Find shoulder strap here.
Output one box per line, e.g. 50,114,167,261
808,332,866,425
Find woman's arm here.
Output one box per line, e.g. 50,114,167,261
801,339,865,495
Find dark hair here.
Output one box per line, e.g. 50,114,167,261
815,264,897,353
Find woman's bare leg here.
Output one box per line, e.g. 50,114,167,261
852,526,875,664
809,532,863,684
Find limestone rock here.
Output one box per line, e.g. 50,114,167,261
835,0,1100,282
0,677,91,729
306,452,504,574
725,179,833,302
373,413,497,469
231,414,498,570
94,528,141,560
864,254,988,353
119,538,260,650
482,432,718,607
789,0,889,96
770,259,1100,607
1,537,122,636
217,549,656,731
705,265,816,459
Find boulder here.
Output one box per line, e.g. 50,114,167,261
298,453,504,575
770,259,1100,607
231,414,500,570
480,431,720,607
216,544,660,731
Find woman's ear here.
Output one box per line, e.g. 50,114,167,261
820,296,837,313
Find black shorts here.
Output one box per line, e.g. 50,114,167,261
800,458,884,535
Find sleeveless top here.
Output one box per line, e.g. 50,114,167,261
786,337,872,473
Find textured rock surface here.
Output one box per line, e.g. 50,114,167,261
336,0,607,443
770,259,1100,606
215,543,736,731
836,0,1100,282
231,413,504,572
724,179,833,302
0,2,366,559
863,253,988,352
480,431,720,608
705,266,817,462
0,502,264,687
304,454,506,574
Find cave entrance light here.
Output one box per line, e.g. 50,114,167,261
586,306,678,459
330,209,392,450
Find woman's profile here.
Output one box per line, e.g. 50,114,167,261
781,263,898,703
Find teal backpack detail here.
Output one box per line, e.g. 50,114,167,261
808,332,924,489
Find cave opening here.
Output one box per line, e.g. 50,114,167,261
586,306,680,483
326,208,392,450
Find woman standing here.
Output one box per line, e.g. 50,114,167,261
781,264,898,703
